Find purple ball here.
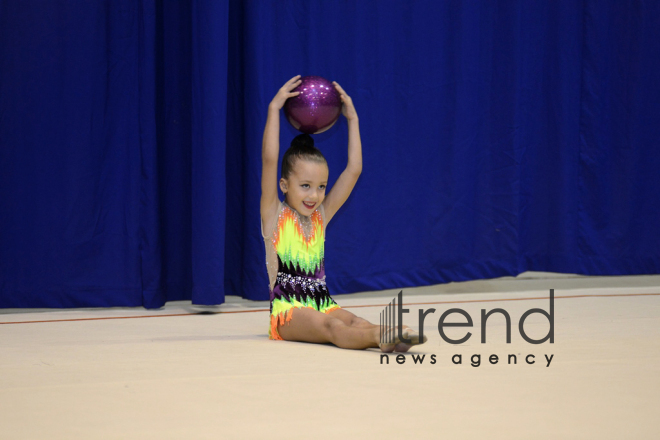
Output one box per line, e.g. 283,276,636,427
283,76,341,134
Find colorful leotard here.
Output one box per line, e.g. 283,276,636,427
262,200,340,340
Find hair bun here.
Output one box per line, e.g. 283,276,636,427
281,134,326,179
290,133,315,150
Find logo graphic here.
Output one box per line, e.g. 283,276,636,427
379,289,555,367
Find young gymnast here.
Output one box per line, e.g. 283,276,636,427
260,75,427,352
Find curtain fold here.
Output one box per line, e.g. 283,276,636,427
0,0,658,308
190,0,229,306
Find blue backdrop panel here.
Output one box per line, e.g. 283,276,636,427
0,0,659,308
575,0,660,274
0,1,144,307
0,0,229,307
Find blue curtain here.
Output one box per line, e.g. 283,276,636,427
1,0,658,308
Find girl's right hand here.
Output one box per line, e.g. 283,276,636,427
270,75,302,110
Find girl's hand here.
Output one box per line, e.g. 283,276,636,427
270,75,302,110
333,82,358,121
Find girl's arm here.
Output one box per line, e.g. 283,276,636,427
261,76,302,224
322,82,362,224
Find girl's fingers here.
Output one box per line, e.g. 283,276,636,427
336,90,351,103
289,77,302,87
281,76,301,91
333,81,347,94
333,82,353,105
287,79,302,92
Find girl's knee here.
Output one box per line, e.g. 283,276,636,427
350,316,367,326
323,317,347,339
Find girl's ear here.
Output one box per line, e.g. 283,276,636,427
279,178,288,194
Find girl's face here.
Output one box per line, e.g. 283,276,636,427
280,159,329,216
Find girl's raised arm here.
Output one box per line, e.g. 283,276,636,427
261,76,301,223
322,82,362,224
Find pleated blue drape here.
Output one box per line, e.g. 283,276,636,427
1,0,658,308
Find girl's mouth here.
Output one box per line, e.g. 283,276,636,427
303,201,316,209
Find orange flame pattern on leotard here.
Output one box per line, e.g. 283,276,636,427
272,207,323,250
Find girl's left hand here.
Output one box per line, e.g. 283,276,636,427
333,82,358,121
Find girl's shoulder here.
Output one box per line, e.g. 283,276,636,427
318,202,327,227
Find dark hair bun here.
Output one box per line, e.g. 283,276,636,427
290,133,314,150
281,134,326,179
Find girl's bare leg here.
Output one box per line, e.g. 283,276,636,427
328,308,378,329
329,308,415,332
277,308,381,350
328,308,425,352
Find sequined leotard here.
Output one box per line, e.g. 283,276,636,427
262,200,340,340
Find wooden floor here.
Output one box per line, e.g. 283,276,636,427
1,272,659,439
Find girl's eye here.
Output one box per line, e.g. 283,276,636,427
301,184,309,188
319,185,326,190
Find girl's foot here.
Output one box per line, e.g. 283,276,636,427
379,326,427,352
393,328,428,352
379,326,400,352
